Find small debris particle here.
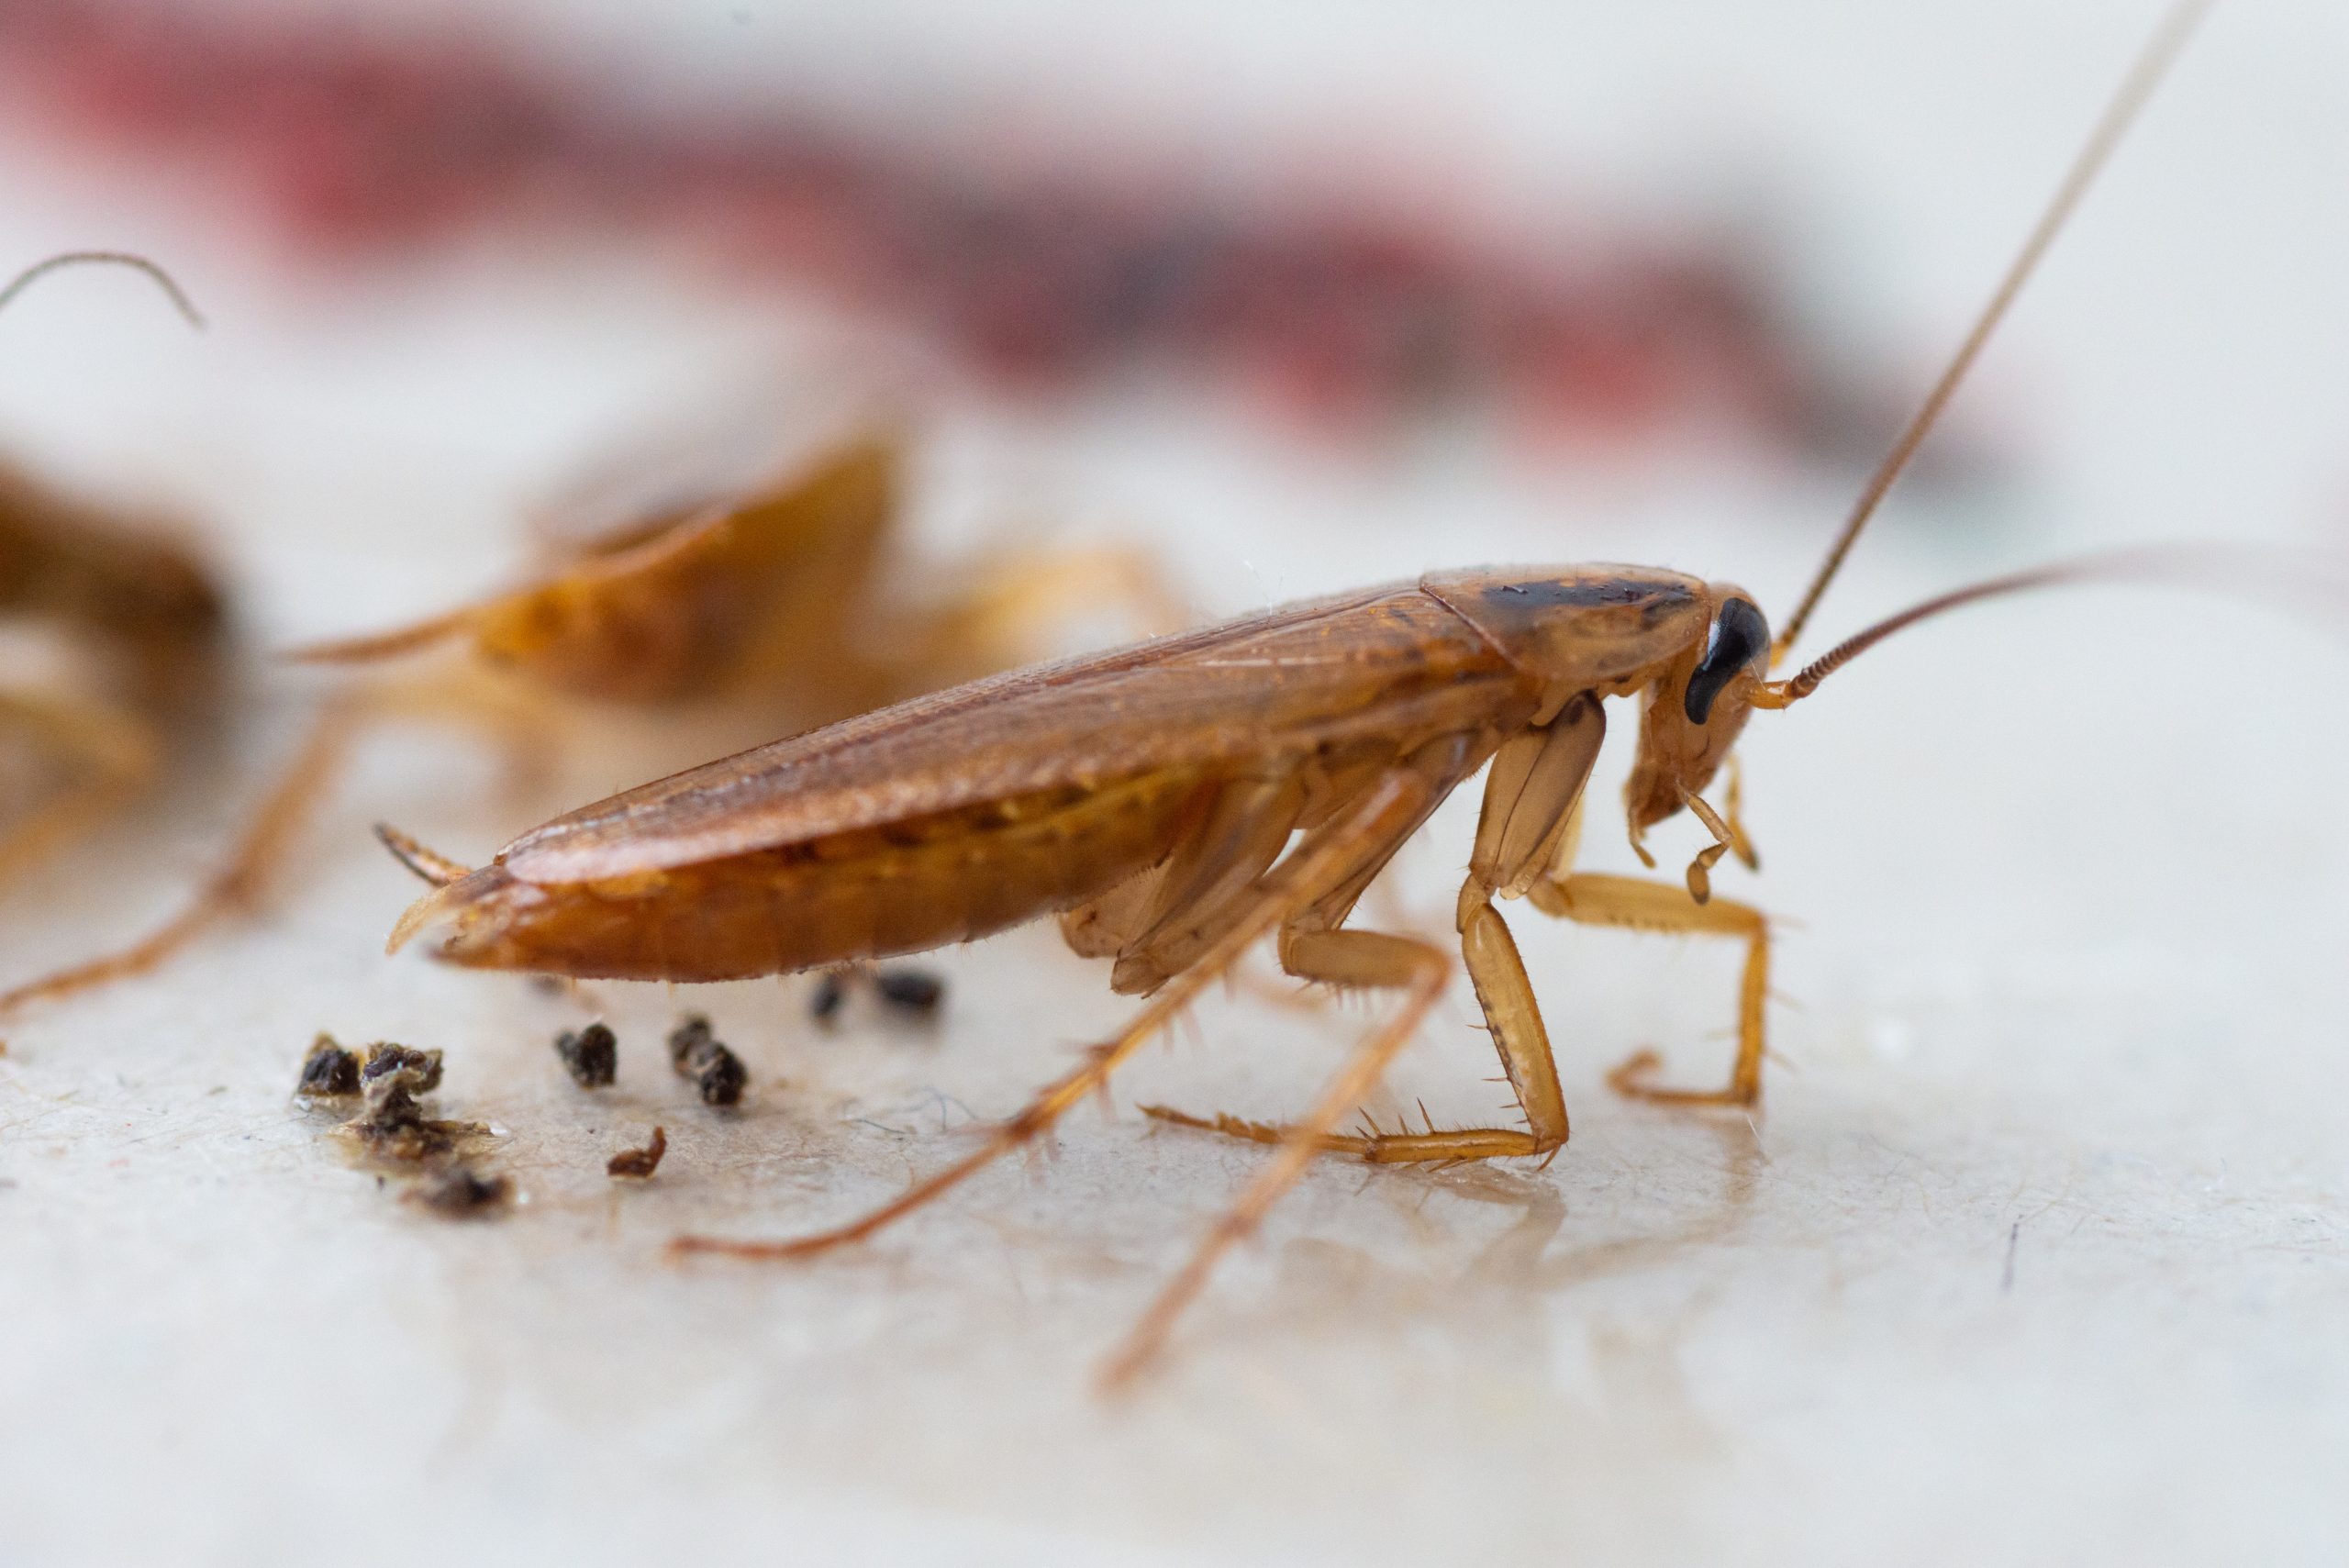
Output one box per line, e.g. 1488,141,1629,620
874,967,945,1015
554,1023,618,1088
809,971,847,1023
339,1048,476,1162
361,1042,443,1093
403,1165,510,1218
607,1126,667,1179
296,1035,361,1096
667,1014,746,1106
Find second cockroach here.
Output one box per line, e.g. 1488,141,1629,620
382,5,2232,1386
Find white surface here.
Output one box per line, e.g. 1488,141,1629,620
5,3,2349,1565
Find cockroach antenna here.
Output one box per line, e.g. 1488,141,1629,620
1772,0,2212,666
0,250,206,328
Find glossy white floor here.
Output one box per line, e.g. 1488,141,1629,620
4,3,2346,1563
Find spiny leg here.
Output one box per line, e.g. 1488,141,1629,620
1141,897,1570,1163
667,766,1442,1266
1528,871,1769,1106
1140,701,1609,1167
0,696,362,1019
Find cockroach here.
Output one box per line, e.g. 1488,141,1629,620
0,252,219,889
0,397,1176,1020
379,6,2214,1387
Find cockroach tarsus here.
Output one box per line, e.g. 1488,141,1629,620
378,7,2213,1387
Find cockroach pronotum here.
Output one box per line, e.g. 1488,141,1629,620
379,3,2224,1388
0,395,1176,1022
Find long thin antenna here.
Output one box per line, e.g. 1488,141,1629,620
1773,0,2211,664
0,250,206,328
1756,543,2344,707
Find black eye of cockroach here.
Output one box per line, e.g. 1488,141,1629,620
1684,598,1771,725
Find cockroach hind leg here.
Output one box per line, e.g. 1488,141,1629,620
1139,1104,1372,1155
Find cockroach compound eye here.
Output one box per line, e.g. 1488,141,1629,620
1684,598,1771,725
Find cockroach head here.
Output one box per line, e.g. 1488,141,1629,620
1624,585,1769,835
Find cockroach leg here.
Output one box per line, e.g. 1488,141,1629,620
1720,756,1759,870
1528,872,1771,1107
0,696,362,1018
1677,788,1740,906
1100,918,1453,1390
669,767,1442,1347
1144,882,1570,1165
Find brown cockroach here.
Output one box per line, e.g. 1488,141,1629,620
378,6,2212,1386
0,395,1176,1020
0,253,220,885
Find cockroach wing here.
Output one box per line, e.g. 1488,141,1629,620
496,581,1528,884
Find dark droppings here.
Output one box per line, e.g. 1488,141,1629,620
810,965,946,1024
667,1015,746,1106
295,1034,360,1096
809,971,847,1022
607,1126,667,1179
360,1042,442,1093
403,1164,510,1218
874,967,945,1015
338,1045,480,1164
554,1022,618,1088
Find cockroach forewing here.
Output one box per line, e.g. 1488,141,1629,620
387,566,1712,980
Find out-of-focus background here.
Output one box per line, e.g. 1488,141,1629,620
3,2,2347,1563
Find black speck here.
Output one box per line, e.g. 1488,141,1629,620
668,1015,747,1107
874,968,945,1015
554,1023,618,1088
809,972,847,1023
404,1165,509,1218
296,1035,361,1096
361,1042,442,1093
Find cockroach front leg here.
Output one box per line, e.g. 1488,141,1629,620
1527,871,1770,1107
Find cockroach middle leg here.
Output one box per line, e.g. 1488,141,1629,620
1141,899,1571,1163
1525,871,1772,1107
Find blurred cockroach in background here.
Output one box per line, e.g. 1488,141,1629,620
0,395,1179,1021
0,252,221,890
0,0,1936,462
376,0,2261,1389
